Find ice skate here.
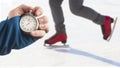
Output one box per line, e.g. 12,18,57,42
44,33,69,48
101,16,118,41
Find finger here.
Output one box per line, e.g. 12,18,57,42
32,6,43,16
19,4,33,12
8,4,33,19
30,30,46,38
38,16,48,24
38,16,49,33
44,24,49,33
38,24,49,33
15,4,33,16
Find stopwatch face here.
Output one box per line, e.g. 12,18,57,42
20,14,38,32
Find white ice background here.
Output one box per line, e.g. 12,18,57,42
0,0,120,67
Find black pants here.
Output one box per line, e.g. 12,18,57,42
49,0,105,33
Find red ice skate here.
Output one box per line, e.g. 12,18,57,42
44,33,67,47
101,16,114,40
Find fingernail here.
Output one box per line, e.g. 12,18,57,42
36,12,40,16
41,24,45,28
40,18,44,21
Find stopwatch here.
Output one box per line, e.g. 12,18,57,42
20,13,39,33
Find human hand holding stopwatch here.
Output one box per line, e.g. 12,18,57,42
8,4,49,38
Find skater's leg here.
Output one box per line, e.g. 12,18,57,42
44,0,67,45
69,0,105,25
69,0,114,40
49,0,66,33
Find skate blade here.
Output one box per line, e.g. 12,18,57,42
107,17,118,42
45,44,70,49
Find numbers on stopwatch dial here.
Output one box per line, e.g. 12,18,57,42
20,15,38,32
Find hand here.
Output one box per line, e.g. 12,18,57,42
30,6,49,38
8,4,49,39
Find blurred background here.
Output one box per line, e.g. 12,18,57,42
0,0,120,67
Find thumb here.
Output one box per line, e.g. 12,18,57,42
30,30,46,38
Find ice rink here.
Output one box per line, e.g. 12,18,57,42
0,0,120,67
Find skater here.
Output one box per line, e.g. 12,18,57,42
44,0,114,46
0,4,49,55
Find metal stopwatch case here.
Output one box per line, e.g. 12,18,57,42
20,13,39,33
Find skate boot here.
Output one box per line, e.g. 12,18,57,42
44,33,67,47
101,16,114,40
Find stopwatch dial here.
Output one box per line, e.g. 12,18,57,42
20,15,38,32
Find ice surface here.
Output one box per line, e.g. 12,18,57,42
0,0,120,67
